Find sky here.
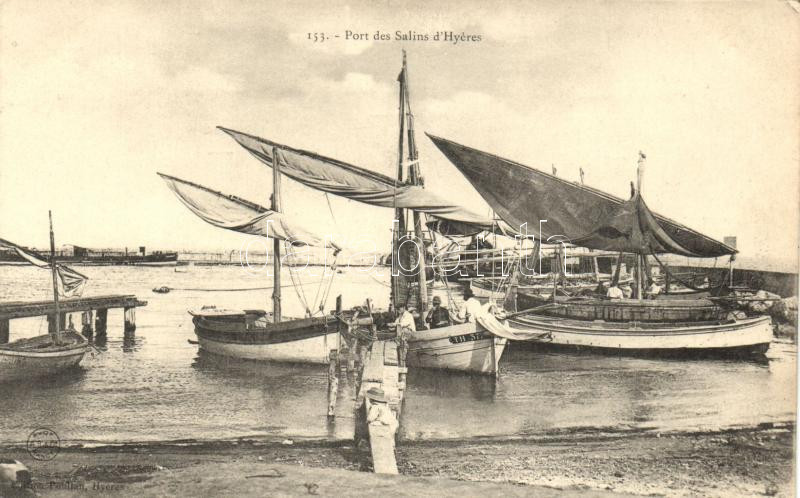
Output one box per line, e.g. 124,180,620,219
1,0,798,270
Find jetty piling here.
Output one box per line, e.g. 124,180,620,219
327,349,339,418
81,310,93,339
95,308,108,339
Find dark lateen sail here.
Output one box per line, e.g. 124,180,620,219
427,134,735,257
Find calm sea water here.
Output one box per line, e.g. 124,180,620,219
0,264,795,445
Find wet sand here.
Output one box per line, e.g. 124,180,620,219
1,423,793,497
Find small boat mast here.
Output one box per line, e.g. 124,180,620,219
48,210,62,345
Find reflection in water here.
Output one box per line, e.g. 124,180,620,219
0,265,794,444
408,368,497,402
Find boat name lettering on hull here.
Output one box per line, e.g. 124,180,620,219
449,331,488,344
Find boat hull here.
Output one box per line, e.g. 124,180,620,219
192,311,339,364
508,314,772,353
0,338,88,382
405,322,507,375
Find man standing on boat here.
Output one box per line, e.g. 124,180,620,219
425,296,451,329
393,303,416,361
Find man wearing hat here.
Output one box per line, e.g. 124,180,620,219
455,287,488,323
366,387,398,435
425,296,451,329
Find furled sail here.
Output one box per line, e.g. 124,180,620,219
427,134,735,258
0,238,88,296
217,127,498,235
158,173,339,250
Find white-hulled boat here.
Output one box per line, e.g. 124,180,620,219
159,162,342,365
405,322,507,375
214,53,511,375
190,308,338,364
0,214,91,382
507,311,771,354
429,135,773,356
0,332,89,382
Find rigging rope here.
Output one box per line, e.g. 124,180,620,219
650,253,726,292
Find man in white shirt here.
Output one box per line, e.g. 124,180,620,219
394,304,416,333
456,288,488,323
606,284,624,300
646,280,662,299
392,304,416,362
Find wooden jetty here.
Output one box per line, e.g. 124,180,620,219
0,294,147,343
353,338,407,474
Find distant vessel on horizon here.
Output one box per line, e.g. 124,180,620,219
0,244,177,266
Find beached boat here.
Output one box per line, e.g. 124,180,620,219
429,135,771,355
0,214,90,381
159,168,343,364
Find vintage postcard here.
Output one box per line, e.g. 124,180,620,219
0,1,797,496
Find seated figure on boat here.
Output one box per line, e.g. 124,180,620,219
646,280,662,299
606,283,624,300
425,296,452,329
621,283,633,299
455,288,495,323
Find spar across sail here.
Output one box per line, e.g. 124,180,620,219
427,134,736,258
215,127,501,236
158,172,339,251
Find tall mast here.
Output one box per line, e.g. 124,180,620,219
635,152,646,301
272,146,282,323
391,52,407,311
401,51,429,312
48,211,62,344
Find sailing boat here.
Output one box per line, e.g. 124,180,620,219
159,172,341,364
0,213,91,382
213,54,508,375
428,136,773,355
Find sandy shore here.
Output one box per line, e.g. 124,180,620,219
0,423,794,497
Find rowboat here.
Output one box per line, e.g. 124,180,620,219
0,332,89,382
0,215,91,381
507,313,772,354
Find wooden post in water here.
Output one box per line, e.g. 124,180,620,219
81,310,93,339
0,319,9,344
124,307,136,336
327,349,338,418
95,308,108,338
272,146,282,323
